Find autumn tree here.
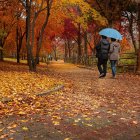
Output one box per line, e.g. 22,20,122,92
62,19,77,61
132,0,140,72
0,0,17,60
15,3,26,63
60,0,107,63
19,0,53,71
86,0,131,27
120,0,140,72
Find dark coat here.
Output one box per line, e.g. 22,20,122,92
96,39,110,60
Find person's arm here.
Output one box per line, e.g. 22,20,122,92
118,44,121,53
96,42,101,51
109,44,114,53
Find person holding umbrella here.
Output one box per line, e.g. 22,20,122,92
96,35,110,78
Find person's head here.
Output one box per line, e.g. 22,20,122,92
101,35,107,39
111,38,116,42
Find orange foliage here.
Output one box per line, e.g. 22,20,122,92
120,37,132,52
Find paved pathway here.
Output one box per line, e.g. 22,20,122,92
0,61,140,140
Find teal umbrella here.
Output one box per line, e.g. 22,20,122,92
99,28,122,40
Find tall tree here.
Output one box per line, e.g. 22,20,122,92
132,0,140,72
0,0,17,60
20,0,53,71
86,0,131,27
61,0,107,62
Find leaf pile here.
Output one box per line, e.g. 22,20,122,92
0,62,63,117
0,62,100,121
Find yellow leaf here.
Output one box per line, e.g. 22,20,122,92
22,127,29,131
18,111,26,115
73,123,77,125
74,120,79,123
85,123,92,127
20,120,28,123
35,102,41,107
52,116,61,120
52,121,60,126
0,128,4,132
64,138,72,140
84,118,91,121
74,118,81,123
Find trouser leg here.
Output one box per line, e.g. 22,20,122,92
102,59,108,76
97,59,103,74
110,60,117,77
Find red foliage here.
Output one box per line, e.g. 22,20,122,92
62,19,77,39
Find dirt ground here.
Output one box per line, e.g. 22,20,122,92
0,60,140,140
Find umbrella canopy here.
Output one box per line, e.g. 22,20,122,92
99,28,122,40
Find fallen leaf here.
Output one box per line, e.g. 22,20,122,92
64,138,72,140
22,127,29,131
0,128,4,132
132,121,138,125
20,120,28,123
85,123,92,127
84,117,91,121
52,121,60,126
18,111,26,115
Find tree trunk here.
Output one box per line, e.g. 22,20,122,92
67,40,71,58
125,11,137,51
77,23,82,63
35,0,51,65
0,51,3,61
0,39,4,61
136,3,140,72
26,0,36,71
137,50,140,72
128,12,137,52
64,42,68,62
17,49,20,63
54,46,57,61
84,31,88,65
16,27,20,63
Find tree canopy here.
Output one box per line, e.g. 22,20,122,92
0,0,139,71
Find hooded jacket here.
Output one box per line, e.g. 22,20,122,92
109,41,120,60
96,39,110,59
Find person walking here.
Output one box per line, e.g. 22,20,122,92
96,35,110,78
109,38,120,78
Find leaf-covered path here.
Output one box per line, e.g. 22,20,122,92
0,60,140,140
47,61,140,139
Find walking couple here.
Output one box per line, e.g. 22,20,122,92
96,35,120,78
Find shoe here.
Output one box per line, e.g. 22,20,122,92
99,73,105,78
